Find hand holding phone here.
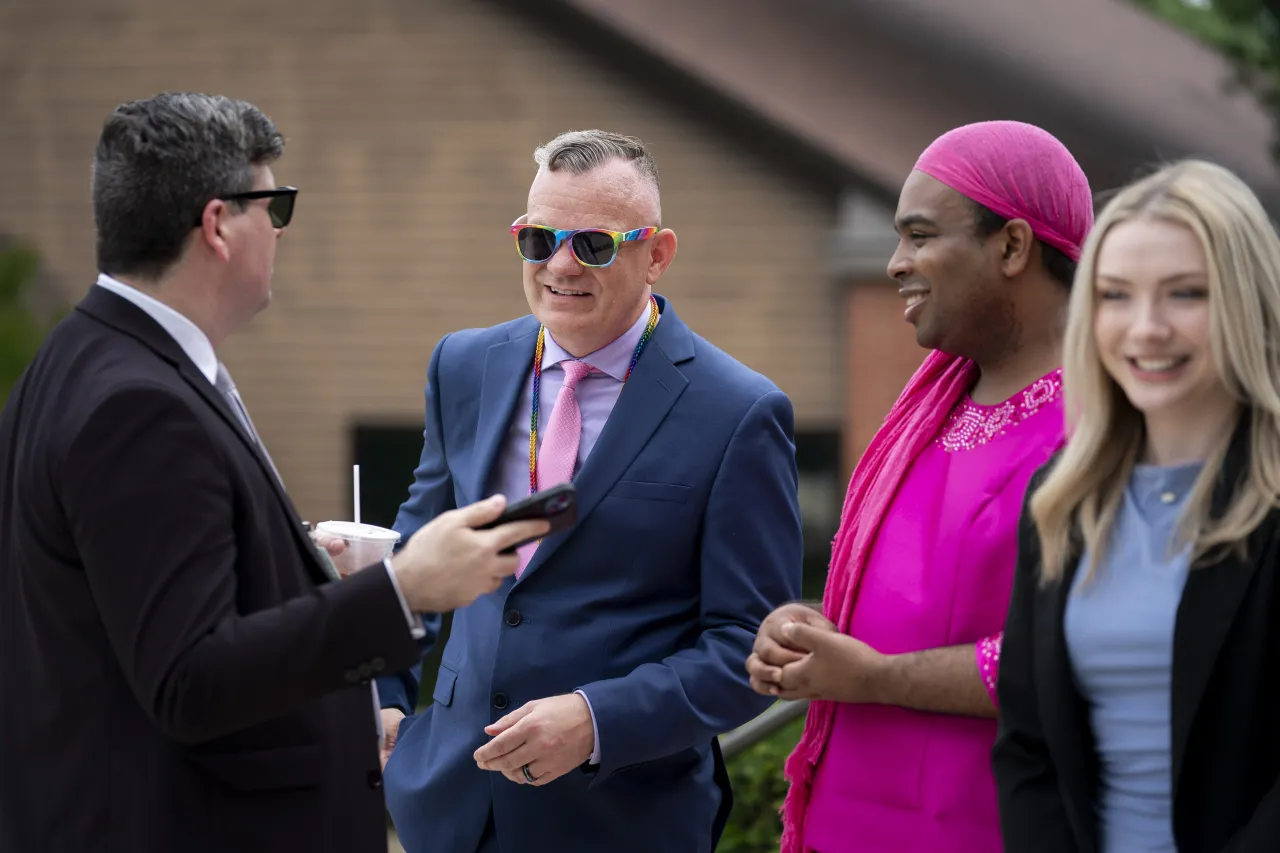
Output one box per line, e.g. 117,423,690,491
475,483,578,554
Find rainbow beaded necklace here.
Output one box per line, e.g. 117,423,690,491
528,294,660,494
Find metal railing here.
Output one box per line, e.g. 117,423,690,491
720,699,809,761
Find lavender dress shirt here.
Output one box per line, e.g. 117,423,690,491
485,298,657,764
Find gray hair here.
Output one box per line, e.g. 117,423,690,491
533,129,661,198
92,92,285,279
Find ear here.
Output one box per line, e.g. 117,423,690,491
999,218,1035,277
645,228,678,285
195,199,233,264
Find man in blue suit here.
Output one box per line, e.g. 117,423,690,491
377,129,803,853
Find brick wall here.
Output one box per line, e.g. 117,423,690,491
0,0,841,520
842,279,927,478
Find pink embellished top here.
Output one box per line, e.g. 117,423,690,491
802,368,1065,853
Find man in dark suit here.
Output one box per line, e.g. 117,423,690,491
0,92,547,853
375,130,804,853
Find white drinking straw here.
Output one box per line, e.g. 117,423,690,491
353,464,361,525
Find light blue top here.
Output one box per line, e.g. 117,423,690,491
1064,461,1203,853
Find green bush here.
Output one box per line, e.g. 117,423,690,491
0,244,52,409
720,716,805,852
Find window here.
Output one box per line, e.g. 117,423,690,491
795,429,842,600
349,423,424,527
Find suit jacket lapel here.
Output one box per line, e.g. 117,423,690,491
1171,419,1260,795
78,286,333,585
173,360,334,584
1040,550,1098,828
1170,548,1257,794
469,324,539,504
518,299,692,580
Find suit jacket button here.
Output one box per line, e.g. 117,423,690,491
505,610,522,627
358,663,373,680
492,692,509,710
371,657,386,673
367,769,382,789
344,669,359,684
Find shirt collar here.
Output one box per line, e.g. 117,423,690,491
94,273,220,385
540,297,658,381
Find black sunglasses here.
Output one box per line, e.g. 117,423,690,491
193,187,298,229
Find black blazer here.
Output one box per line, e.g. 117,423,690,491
994,425,1280,853
0,285,422,853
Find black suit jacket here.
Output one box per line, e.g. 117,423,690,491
994,425,1280,853
0,285,422,852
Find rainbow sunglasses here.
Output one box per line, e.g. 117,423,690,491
510,217,658,268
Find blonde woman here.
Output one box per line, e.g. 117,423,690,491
993,159,1280,853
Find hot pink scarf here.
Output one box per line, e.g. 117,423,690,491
779,350,976,852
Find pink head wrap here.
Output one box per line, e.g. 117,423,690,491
778,122,1090,853
914,120,1094,262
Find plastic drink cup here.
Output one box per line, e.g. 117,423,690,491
314,520,401,577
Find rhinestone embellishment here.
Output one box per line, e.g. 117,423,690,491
936,368,1063,453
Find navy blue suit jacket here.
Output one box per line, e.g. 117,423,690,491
378,296,802,853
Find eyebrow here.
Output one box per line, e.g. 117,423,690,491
1097,272,1208,285
894,214,939,231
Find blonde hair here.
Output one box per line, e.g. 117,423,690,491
1032,159,1280,582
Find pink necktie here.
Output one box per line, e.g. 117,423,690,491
516,359,594,576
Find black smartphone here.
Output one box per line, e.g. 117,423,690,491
476,483,578,554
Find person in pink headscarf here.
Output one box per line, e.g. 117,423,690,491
746,120,1095,853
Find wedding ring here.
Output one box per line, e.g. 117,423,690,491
521,764,537,784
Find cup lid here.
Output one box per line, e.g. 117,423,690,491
315,521,401,543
